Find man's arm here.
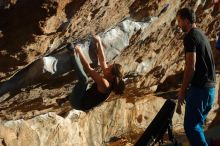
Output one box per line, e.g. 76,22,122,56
178,52,196,105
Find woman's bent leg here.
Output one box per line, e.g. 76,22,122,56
68,51,89,108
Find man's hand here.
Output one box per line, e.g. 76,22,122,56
176,89,186,114
176,102,182,114
178,89,186,106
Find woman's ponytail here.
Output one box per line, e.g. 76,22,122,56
111,64,125,94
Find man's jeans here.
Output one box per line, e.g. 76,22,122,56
184,86,215,146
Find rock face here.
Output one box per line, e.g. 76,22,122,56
0,17,156,98
0,97,168,146
0,0,220,146
0,93,219,146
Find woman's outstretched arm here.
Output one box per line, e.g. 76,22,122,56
93,35,108,71
75,45,109,91
74,45,91,73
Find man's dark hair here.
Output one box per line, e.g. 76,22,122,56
177,7,196,23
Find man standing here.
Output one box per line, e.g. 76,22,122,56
176,8,216,146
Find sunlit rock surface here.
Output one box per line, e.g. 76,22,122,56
0,17,156,99
0,0,220,146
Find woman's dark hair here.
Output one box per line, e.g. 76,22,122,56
177,7,196,24
111,63,125,94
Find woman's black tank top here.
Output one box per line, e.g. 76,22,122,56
81,83,112,110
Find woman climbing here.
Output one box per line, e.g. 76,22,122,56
56,35,125,110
